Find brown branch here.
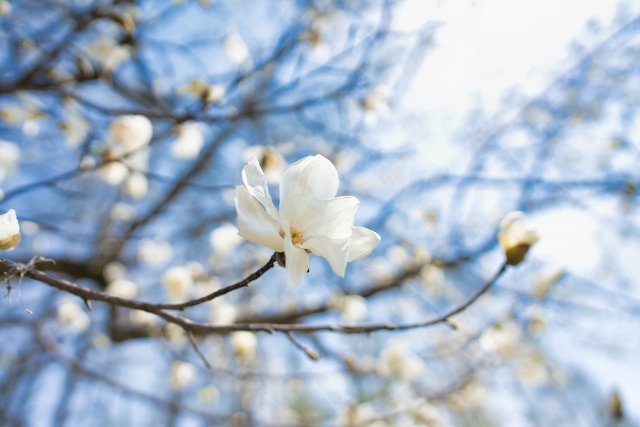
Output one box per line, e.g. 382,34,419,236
0,257,507,335
285,331,321,361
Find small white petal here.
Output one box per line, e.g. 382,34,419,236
295,196,359,240
241,157,281,221
0,209,20,250
347,226,380,262
279,155,339,224
284,233,309,288
235,186,284,252
302,235,349,277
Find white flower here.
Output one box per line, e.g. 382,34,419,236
61,115,90,147
176,79,225,104
162,266,194,302
0,209,20,250
138,240,173,265
89,37,132,73
108,115,153,155
209,223,244,256
209,299,237,325
235,155,380,288
99,161,130,185
171,123,204,159
170,360,196,389
105,279,138,299
498,211,540,266
57,300,90,332
376,340,425,381
331,294,367,322
0,0,12,17
123,172,148,199
231,331,257,361
225,33,250,64
0,141,19,182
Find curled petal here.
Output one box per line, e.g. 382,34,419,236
302,235,349,277
279,155,339,224
242,157,281,221
295,196,359,240
235,186,284,252
347,226,380,262
284,233,309,288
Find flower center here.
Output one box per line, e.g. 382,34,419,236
279,226,304,245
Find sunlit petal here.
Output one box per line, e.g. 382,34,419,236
295,196,359,240
242,157,281,221
302,235,349,277
284,232,309,288
235,186,284,252
279,155,339,224
347,226,380,262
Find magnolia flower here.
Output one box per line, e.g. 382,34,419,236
162,266,194,302
171,122,204,159
225,33,250,64
235,155,380,288
88,37,132,73
170,360,196,389
107,115,153,155
57,300,90,332
231,331,257,361
498,211,540,266
0,209,20,250
0,141,19,182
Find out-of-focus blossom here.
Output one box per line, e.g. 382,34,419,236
170,360,196,389
171,123,205,159
61,115,90,147
411,401,442,427
209,299,237,325
479,319,522,358
88,37,132,73
235,155,380,288
338,403,375,427
165,323,187,347
79,155,96,171
376,340,425,381
518,353,549,386
242,145,287,184
99,161,130,185
0,0,11,17
57,300,90,332
0,141,19,182
129,309,157,331
107,115,153,155
360,85,392,127
123,172,148,199
197,385,220,402
231,331,257,361
534,264,564,298
162,266,194,302
103,261,125,282
225,34,250,64
105,279,138,299
330,294,367,322
498,211,540,266
137,240,173,265
209,223,244,256
0,209,20,250
177,79,225,104
109,203,136,222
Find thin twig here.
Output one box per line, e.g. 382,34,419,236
285,331,321,361
187,331,213,369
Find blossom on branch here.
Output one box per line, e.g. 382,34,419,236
498,211,540,266
235,154,380,288
0,209,20,250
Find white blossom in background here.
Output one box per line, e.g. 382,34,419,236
225,33,250,64
105,279,138,299
88,37,132,73
79,155,96,171
518,353,549,386
0,209,20,250
209,223,244,256
107,115,153,155
330,294,368,322
479,319,522,358
176,79,225,104
99,161,130,185
498,211,540,266
242,145,287,184
0,96,44,136
57,300,90,332
376,340,425,381
0,141,19,182
534,264,564,298
162,266,194,302
171,122,205,159
170,360,196,389
338,403,376,427
123,172,148,199
209,299,237,325
137,240,173,265
231,331,257,361
109,202,136,222
60,114,90,147
165,323,187,347
0,0,12,17
102,261,125,283
235,155,380,288
129,309,157,331
361,85,392,127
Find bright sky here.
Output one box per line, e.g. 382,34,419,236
398,0,640,421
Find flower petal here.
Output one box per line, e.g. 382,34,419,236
302,235,349,277
347,226,380,262
235,186,284,252
242,157,281,221
279,155,339,224
284,233,309,288
295,196,359,240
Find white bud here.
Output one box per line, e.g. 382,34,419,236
108,115,152,154
0,209,20,250
231,331,257,361
105,279,138,299
498,211,540,265
162,266,194,302
123,172,148,199
170,360,195,389
57,300,90,332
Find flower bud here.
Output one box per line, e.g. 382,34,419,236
0,209,20,250
498,211,539,266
